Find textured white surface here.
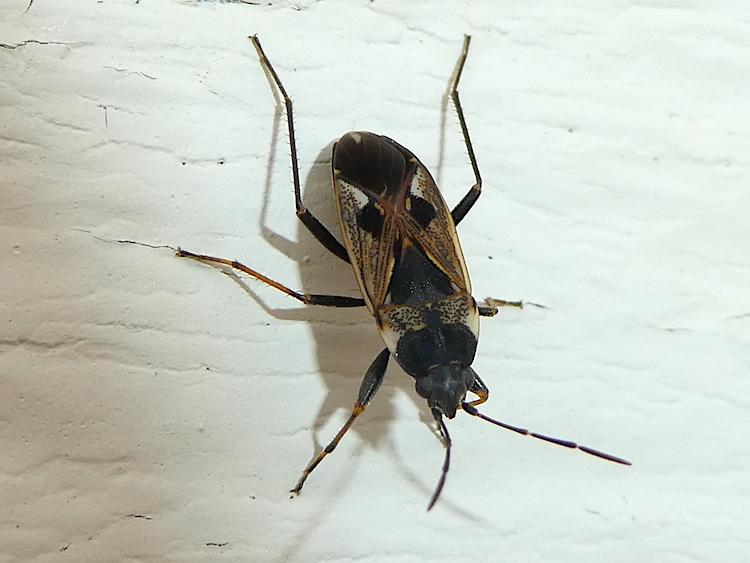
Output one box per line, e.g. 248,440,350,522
2,1,749,561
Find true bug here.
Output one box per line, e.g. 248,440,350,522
177,35,630,510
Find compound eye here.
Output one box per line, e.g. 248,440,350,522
463,367,476,390
415,376,432,399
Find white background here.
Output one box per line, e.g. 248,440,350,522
2,1,749,561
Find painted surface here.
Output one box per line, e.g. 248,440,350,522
1,1,749,561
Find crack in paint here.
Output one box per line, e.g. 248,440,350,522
73,228,179,252
103,65,158,80
0,39,69,50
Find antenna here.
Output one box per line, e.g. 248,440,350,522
461,403,631,466
427,410,452,511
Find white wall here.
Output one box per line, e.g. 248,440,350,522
2,1,749,561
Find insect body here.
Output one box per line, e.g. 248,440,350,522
333,131,479,420
177,35,630,510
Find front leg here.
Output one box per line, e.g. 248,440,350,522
466,372,489,407
291,348,390,495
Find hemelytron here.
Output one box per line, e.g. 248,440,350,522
177,35,630,510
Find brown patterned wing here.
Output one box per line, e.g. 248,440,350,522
398,163,472,293
332,132,472,312
332,132,407,313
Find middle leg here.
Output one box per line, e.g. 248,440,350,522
478,297,524,317
177,249,364,307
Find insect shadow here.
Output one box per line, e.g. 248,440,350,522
228,103,435,477
226,67,488,531
180,35,630,523
178,56,464,513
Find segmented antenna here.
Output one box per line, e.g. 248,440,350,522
462,403,631,465
427,410,452,511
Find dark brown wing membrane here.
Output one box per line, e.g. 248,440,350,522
333,131,471,312
333,132,407,200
